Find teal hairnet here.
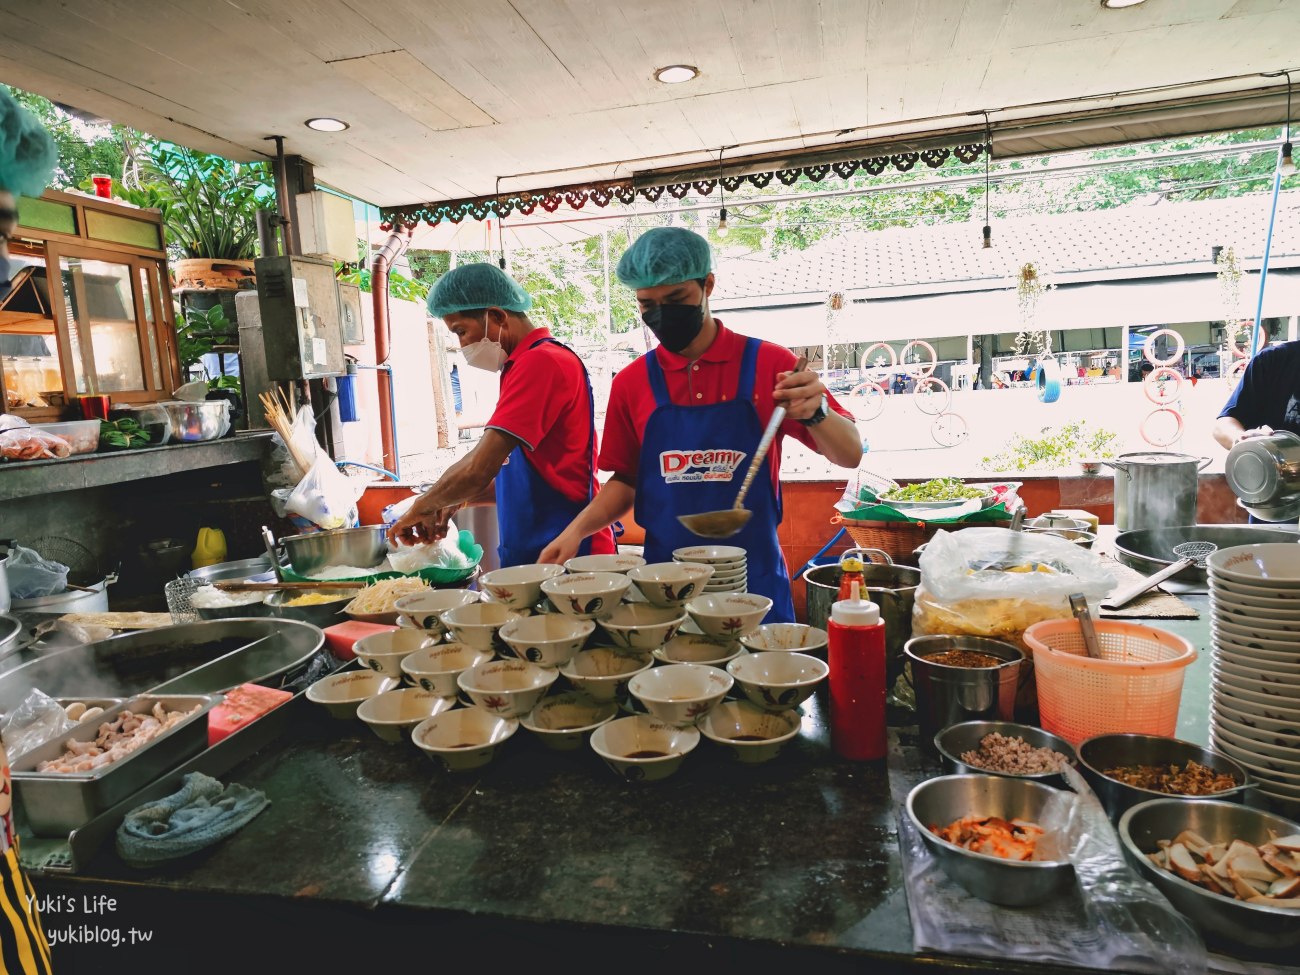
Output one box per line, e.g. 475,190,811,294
615,227,712,290
0,89,57,199
426,263,532,317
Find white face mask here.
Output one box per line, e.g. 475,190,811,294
462,317,508,372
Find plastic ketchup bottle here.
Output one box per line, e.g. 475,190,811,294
827,581,887,760
836,552,866,601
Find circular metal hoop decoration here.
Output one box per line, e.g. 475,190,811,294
931,411,969,447
1143,367,1183,405
849,382,886,421
1226,322,1254,359
1143,328,1185,367
1226,358,1248,381
1140,407,1184,447
913,377,951,415
899,340,937,378
860,342,898,377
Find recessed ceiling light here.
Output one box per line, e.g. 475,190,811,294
654,65,699,84
305,117,349,132
1101,0,1147,8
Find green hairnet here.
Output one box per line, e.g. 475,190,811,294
426,263,532,318
615,227,712,290
0,89,57,199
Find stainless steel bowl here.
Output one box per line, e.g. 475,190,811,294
194,596,275,621
1021,527,1097,548
156,400,230,442
905,773,1075,906
1078,733,1252,822
933,720,1077,786
188,557,276,585
264,588,359,627
1119,798,1300,951
282,526,388,577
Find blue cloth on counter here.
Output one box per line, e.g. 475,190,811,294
115,772,269,867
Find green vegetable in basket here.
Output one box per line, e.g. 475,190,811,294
881,477,983,502
99,418,151,450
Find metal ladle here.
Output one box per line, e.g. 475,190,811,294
1100,540,1219,611
678,356,807,539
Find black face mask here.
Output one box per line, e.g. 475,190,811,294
642,292,705,353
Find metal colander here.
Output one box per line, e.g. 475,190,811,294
164,577,202,624
28,535,99,582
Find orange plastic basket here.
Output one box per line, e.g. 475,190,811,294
1022,619,1197,746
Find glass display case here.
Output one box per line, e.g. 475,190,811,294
0,189,181,420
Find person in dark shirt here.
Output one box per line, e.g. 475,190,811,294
1213,340,1300,449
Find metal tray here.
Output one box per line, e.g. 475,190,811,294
1113,525,1297,591
12,694,218,836
877,487,997,513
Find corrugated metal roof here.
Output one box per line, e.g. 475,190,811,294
712,192,1300,303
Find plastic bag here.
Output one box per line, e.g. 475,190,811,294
0,414,30,433
0,427,71,461
6,543,69,598
1,689,76,759
266,405,320,489
285,454,364,531
380,493,420,527
388,519,472,572
913,527,1114,648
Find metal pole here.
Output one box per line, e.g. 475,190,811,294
263,135,301,256
1249,167,1284,358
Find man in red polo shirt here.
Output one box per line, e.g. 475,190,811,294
540,228,861,621
388,263,615,566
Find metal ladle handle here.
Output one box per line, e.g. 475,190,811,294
731,355,808,511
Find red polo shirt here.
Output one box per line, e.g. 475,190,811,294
599,321,852,490
488,328,615,554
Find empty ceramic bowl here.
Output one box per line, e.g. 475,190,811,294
697,700,802,763
306,671,399,719
497,614,595,668
598,604,688,652
479,564,567,610
589,714,700,782
457,658,559,717
654,633,744,667
412,708,518,771
626,562,715,608
357,687,454,742
739,623,830,655
541,571,632,619
440,601,523,653
564,553,646,574
520,691,618,750
394,588,480,636
684,593,773,640
559,648,654,702
628,662,733,726
400,642,494,697
353,629,439,678
727,651,828,711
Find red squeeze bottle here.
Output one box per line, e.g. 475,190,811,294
827,581,887,760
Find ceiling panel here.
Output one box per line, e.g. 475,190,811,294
2,0,1297,208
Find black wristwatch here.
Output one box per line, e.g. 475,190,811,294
799,393,830,427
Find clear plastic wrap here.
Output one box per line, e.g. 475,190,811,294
899,764,1206,974
387,519,471,572
6,543,69,598
285,454,364,531
913,527,1115,648
0,427,71,461
1,689,76,758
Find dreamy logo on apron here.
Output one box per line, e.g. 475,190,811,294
658,448,748,484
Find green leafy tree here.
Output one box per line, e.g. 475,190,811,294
2,85,127,190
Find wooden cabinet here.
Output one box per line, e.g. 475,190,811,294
0,190,182,420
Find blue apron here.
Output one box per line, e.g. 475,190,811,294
495,337,597,567
635,336,794,623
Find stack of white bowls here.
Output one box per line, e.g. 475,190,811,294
673,545,748,593
1206,543,1300,814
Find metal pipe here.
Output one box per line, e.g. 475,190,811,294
256,209,278,259
353,363,401,481
363,222,406,479
1249,165,1284,358
264,135,301,256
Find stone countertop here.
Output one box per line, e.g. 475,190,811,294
28,604,1225,973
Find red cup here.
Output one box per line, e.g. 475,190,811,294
76,395,111,420
91,174,112,198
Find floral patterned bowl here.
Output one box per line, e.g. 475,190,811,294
626,562,715,608
684,593,773,640
439,602,525,653
598,604,688,652
520,691,618,750
412,708,518,772
727,651,828,712
628,662,733,727
478,564,566,611
394,588,479,636
400,642,494,697
541,571,631,620
353,629,439,678
589,714,699,782
559,648,653,702
497,614,595,668
457,659,558,717
696,700,802,763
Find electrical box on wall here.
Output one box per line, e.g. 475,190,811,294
296,190,358,264
255,255,346,380
338,282,365,345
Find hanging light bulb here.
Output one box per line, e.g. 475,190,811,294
717,206,730,238
1281,72,1296,177
1282,142,1297,177
980,113,994,249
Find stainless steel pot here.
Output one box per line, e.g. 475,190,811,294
1113,525,1297,589
1102,452,1210,532
802,550,919,682
1224,430,1300,520
281,526,388,577
10,579,109,615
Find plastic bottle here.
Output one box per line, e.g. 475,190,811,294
827,581,887,760
191,527,227,570
836,552,866,601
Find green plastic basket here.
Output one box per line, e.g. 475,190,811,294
281,530,484,586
